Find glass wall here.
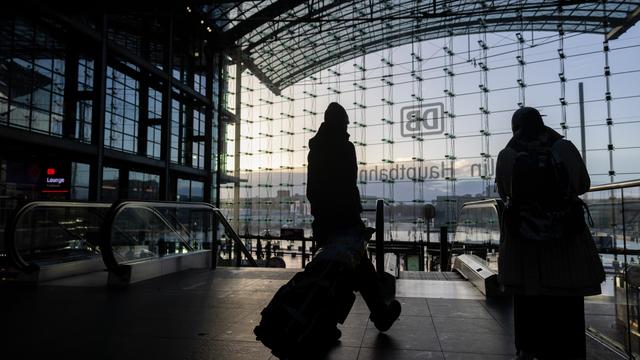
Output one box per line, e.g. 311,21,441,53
177,178,204,202
128,171,159,200
146,88,162,159
583,183,640,358
70,162,90,200
105,66,139,153
0,15,222,206
76,58,94,143
0,19,65,137
224,28,640,241
102,167,119,202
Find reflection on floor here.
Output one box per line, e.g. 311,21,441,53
1,267,625,359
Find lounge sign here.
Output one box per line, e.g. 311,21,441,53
42,167,69,193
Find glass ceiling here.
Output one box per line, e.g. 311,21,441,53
199,0,640,94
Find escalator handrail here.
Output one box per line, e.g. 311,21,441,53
100,200,257,273
112,204,196,252
588,179,640,193
4,201,111,271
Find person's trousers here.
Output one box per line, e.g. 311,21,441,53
353,258,387,315
514,294,586,359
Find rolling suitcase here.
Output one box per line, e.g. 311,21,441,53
254,228,372,359
253,258,356,359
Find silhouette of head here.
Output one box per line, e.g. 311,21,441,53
511,106,545,140
324,102,349,130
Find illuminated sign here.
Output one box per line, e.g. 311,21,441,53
40,165,69,194
46,177,65,185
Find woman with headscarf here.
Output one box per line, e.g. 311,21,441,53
496,107,605,359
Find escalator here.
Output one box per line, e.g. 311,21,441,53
5,201,110,281
3,200,256,284
102,201,256,285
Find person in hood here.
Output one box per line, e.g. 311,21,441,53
496,107,604,359
307,102,400,332
307,102,363,244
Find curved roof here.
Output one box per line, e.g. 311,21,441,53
199,1,640,94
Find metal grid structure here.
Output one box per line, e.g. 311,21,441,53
197,0,640,94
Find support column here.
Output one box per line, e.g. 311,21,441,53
215,53,225,208
160,16,174,200
138,81,149,157
233,53,242,231
203,56,214,204
88,15,107,201
579,82,587,164
62,49,78,139
137,17,150,157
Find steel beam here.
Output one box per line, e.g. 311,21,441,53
89,15,108,202
215,53,225,209
607,4,640,40
203,53,214,204
159,16,174,200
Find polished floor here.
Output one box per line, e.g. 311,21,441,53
2,267,624,359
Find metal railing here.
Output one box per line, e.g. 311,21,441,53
232,199,389,270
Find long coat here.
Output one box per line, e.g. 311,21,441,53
307,122,364,244
495,132,605,296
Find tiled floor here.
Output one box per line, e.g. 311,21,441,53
1,267,625,359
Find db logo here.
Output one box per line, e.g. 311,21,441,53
400,103,445,137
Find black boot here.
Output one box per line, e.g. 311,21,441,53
370,300,401,332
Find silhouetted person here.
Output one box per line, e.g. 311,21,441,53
256,238,263,260
307,103,363,246
307,102,400,332
265,241,272,260
496,107,605,359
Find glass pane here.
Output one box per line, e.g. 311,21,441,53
622,186,640,356
583,188,627,349
14,205,108,266
110,205,214,264
102,167,119,202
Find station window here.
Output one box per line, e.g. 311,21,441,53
75,58,94,143
194,73,206,96
105,66,138,154
2,20,65,137
192,108,206,169
128,171,159,200
146,88,162,159
102,167,119,202
70,162,90,200
170,98,182,163
177,178,204,202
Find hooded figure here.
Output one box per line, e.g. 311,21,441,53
495,106,604,359
307,102,364,245
306,102,401,333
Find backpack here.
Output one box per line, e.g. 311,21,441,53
505,138,583,242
